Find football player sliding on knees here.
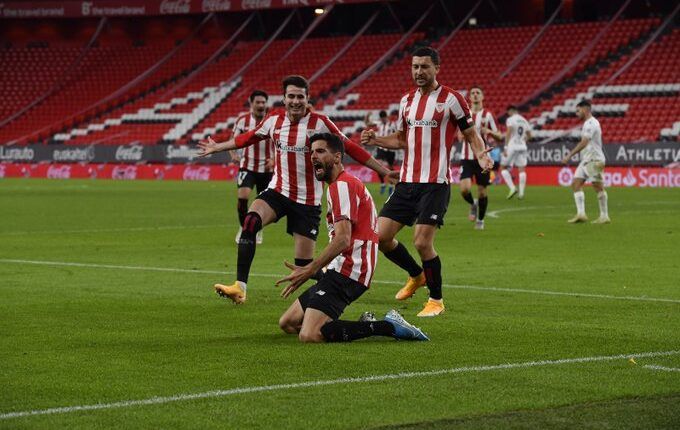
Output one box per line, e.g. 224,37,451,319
276,133,428,343
198,75,398,305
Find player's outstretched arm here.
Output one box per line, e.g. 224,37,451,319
276,220,352,298
197,136,237,157
463,127,494,172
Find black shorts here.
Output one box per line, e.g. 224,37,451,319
376,148,396,167
459,160,490,186
297,270,367,320
379,182,451,226
256,189,321,239
237,169,273,193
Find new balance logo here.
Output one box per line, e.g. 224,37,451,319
316,290,326,296
430,214,438,220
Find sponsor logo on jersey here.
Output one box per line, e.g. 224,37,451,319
407,119,439,128
276,141,309,153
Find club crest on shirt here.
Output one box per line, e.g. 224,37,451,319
306,129,317,138
435,103,446,113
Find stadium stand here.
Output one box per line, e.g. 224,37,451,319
0,2,677,146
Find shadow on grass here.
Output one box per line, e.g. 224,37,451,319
371,394,680,430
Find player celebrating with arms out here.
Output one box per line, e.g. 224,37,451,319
362,47,493,317
198,75,396,304
277,133,428,343
562,100,610,224
231,90,274,244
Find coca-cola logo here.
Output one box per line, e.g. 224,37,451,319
160,0,190,14
183,166,211,181
241,0,271,9
47,165,72,179
115,145,144,161
202,0,231,12
112,165,138,180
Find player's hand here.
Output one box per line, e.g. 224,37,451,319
385,170,399,184
561,155,570,165
361,129,376,146
477,148,494,172
276,261,314,298
264,158,274,170
230,151,241,163
197,136,218,158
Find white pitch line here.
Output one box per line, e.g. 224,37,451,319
1,349,678,421
0,224,230,236
486,206,549,219
643,364,680,372
1,259,679,304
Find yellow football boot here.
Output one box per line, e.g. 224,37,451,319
395,272,427,300
214,282,246,304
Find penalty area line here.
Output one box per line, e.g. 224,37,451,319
1,350,679,421
1,258,679,305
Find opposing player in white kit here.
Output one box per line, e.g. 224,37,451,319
562,100,610,224
500,105,532,199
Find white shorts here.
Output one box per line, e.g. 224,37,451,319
574,159,605,182
503,147,527,168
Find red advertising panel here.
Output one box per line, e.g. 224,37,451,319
2,163,680,188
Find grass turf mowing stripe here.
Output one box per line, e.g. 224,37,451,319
2,258,679,305
0,224,228,236
1,350,678,421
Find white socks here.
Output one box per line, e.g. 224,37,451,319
597,191,609,218
573,191,585,216
518,172,527,196
501,169,515,191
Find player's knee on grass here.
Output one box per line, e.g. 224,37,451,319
298,328,324,343
278,315,300,335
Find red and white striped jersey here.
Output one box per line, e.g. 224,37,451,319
325,171,379,287
376,120,397,137
233,113,274,173
235,109,372,206
460,109,498,160
397,85,473,183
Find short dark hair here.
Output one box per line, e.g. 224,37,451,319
576,100,591,108
282,75,309,95
249,90,268,102
507,105,518,112
379,110,388,118
469,85,483,93
310,133,344,156
412,46,440,65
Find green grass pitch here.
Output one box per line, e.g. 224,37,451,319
1,178,679,429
